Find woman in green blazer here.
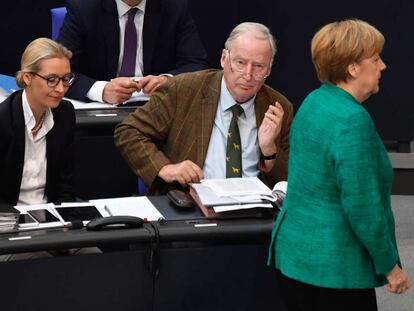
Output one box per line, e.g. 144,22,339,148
268,19,410,310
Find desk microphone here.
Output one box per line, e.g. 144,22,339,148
64,220,84,230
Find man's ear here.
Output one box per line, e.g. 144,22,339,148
220,49,227,69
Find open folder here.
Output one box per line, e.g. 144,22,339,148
189,177,275,218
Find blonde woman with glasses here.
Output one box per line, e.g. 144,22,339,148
0,37,76,209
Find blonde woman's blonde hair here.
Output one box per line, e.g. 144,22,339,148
16,37,72,88
311,19,384,84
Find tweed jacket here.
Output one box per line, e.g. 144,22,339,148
0,91,76,209
115,69,293,194
268,83,400,289
57,0,209,101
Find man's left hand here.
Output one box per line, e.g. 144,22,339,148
137,75,169,95
258,101,284,155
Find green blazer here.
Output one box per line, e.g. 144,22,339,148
268,83,400,288
115,69,293,194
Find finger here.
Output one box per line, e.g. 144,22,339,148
186,161,203,182
187,167,202,183
189,162,204,180
267,104,284,118
137,76,151,89
143,79,160,95
264,112,281,128
387,285,398,293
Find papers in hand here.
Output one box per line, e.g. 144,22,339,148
190,177,275,213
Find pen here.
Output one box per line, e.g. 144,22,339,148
104,205,113,216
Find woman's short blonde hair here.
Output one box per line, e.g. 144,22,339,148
16,37,72,88
311,19,384,84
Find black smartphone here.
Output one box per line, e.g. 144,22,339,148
167,190,194,208
55,205,102,222
27,209,60,223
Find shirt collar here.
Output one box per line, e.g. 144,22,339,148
219,77,256,116
116,0,146,17
22,90,36,131
22,90,54,137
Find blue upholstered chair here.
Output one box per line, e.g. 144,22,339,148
138,178,148,196
0,74,19,94
50,7,67,40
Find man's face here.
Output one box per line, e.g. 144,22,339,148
220,33,272,103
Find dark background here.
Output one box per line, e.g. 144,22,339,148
1,0,413,143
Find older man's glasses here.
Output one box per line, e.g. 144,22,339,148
30,72,75,87
226,50,269,81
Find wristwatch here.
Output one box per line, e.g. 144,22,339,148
260,151,277,160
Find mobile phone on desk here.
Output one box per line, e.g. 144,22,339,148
55,205,102,222
27,209,60,223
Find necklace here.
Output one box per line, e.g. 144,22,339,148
31,119,44,134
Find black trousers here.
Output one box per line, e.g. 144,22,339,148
276,270,378,311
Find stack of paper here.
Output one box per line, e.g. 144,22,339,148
0,205,20,233
189,177,275,217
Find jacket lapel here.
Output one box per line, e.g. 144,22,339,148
102,0,120,77
198,72,222,168
10,92,26,199
254,88,268,128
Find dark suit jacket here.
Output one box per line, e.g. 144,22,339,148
0,91,76,208
57,0,209,101
115,69,294,194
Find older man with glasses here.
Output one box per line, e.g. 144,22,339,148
115,22,294,194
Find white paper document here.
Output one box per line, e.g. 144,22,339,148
66,97,116,110
213,203,272,213
190,177,276,213
90,196,163,221
201,177,273,197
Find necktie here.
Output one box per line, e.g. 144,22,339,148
226,105,244,178
119,8,138,77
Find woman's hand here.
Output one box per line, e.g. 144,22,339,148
386,264,410,294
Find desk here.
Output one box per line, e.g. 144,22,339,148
0,196,286,311
74,107,138,200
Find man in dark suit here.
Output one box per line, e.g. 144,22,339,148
57,0,209,104
0,38,75,209
115,22,293,194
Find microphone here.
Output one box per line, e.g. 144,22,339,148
272,181,288,210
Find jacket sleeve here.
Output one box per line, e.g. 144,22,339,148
57,0,97,101
333,110,399,275
114,80,178,188
54,103,76,203
165,0,209,75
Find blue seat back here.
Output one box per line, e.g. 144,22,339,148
138,178,148,196
50,7,67,40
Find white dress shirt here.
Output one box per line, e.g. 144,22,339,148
203,78,260,179
18,90,54,205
